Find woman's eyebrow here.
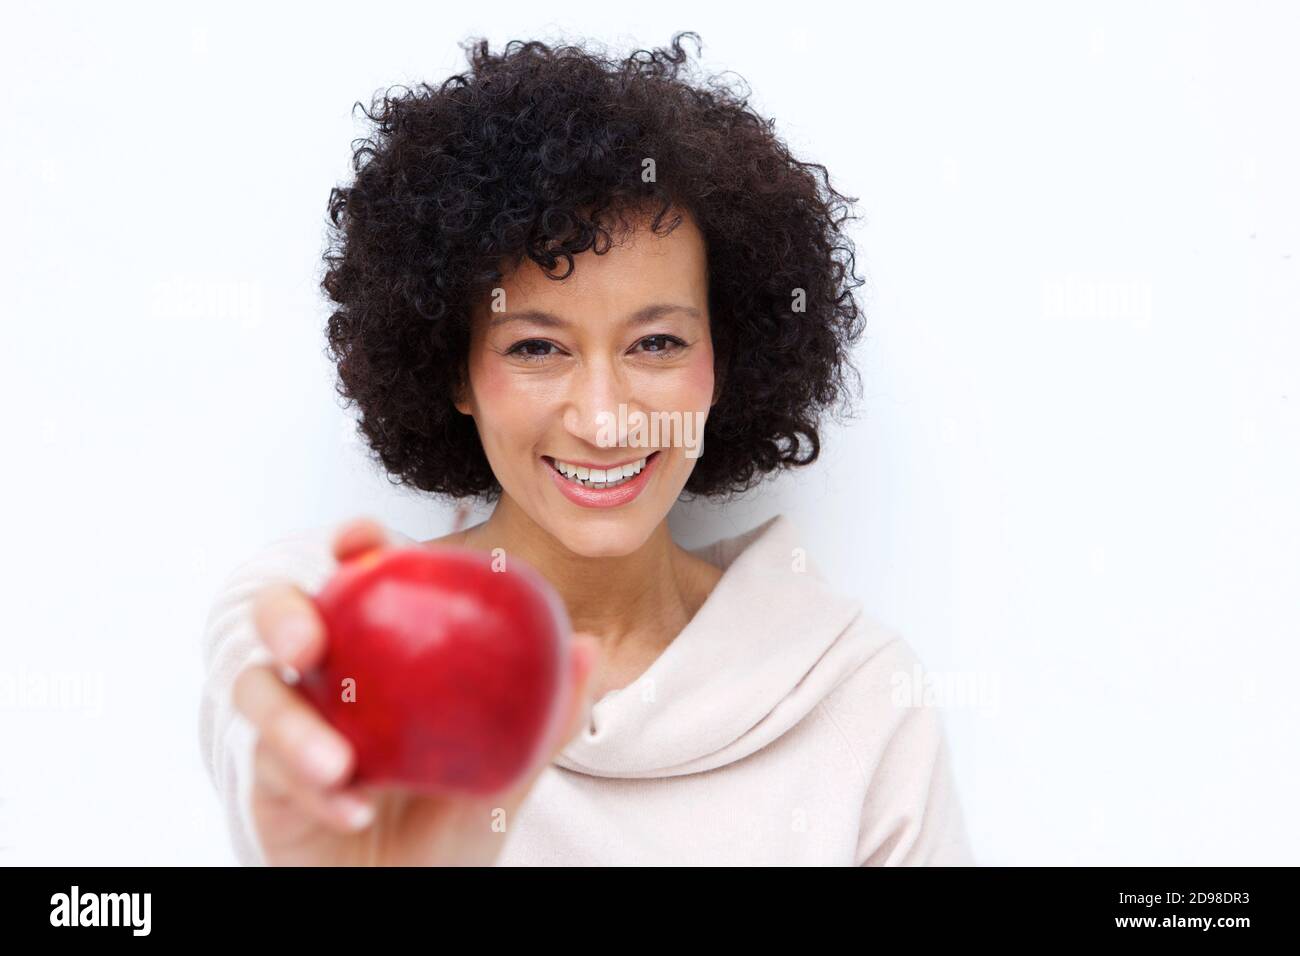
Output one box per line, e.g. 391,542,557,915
488,303,702,330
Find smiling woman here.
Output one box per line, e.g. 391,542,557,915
320,33,865,504
449,201,719,558
197,30,977,867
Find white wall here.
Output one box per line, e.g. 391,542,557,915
1,0,1295,864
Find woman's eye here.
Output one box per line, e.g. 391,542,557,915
506,339,559,361
505,335,686,362
636,334,687,357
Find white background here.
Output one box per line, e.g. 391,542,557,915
1,0,1296,865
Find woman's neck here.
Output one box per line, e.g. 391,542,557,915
432,496,721,691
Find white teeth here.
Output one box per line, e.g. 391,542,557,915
550,456,648,489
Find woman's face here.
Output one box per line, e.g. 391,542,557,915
454,207,716,557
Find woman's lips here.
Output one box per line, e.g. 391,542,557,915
543,450,662,509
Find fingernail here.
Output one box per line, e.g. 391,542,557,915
331,794,375,830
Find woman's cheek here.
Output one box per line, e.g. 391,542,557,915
682,348,717,412
638,360,713,419
474,359,527,412
477,362,566,436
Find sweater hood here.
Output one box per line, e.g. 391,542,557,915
552,513,891,780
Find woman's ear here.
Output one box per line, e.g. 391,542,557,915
453,364,473,416
710,353,727,407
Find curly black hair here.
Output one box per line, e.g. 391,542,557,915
321,31,866,504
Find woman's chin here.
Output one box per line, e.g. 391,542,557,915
549,520,656,559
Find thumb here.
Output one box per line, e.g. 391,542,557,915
331,515,393,563
497,633,601,807
553,632,602,754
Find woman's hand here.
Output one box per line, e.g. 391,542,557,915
231,517,599,866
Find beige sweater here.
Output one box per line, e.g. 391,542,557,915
198,513,976,865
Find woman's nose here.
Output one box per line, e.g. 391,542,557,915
561,363,638,448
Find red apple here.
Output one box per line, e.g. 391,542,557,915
299,544,572,797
